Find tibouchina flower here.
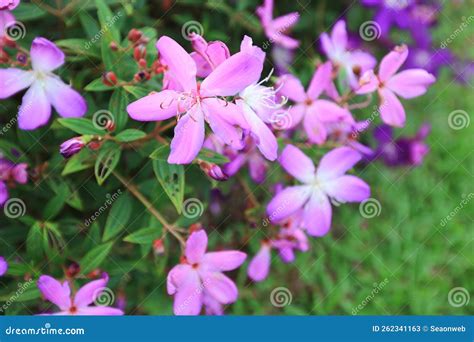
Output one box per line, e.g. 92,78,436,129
59,136,87,159
267,145,370,236
190,33,230,77
0,1,16,42
0,256,7,276
127,35,264,164
277,62,353,145
0,37,87,130
0,157,27,206
0,0,19,10
167,230,246,315
248,241,271,282
37,273,123,315
357,45,436,127
320,20,376,87
256,0,300,49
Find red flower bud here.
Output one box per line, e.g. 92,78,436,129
102,71,117,86
133,45,147,61
153,239,165,255
109,41,119,51
127,28,142,42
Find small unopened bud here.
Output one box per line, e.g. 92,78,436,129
86,268,102,279
102,71,118,86
59,136,88,159
109,41,119,51
198,160,228,181
16,53,27,65
87,140,102,150
133,45,147,61
134,71,150,82
189,223,203,234
127,28,142,42
65,262,80,278
138,58,147,68
105,120,115,132
152,239,165,255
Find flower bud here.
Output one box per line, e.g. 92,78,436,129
133,45,147,61
16,53,27,65
152,239,165,255
102,71,118,86
109,41,119,51
133,71,150,82
60,136,88,159
198,160,228,181
65,262,80,278
127,28,142,42
138,58,147,68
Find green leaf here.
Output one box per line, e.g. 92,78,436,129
62,149,94,176
197,148,230,164
123,86,150,99
152,160,184,214
14,3,47,20
95,0,122,71
43,184,68,219
103,193,132,241
57,118,105,135
79,12,100,40
84,78,114,92
109,88,129,131
94,145,122,185
149,145,170,161
55,39,100,58
123,227,162,244
115,129,146,142
80,241,114,274
26,223,43,261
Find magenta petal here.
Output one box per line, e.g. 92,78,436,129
167,264,193,295
386,69,436,99
378,88,406,127
277,74,306,103
201,51,263,97
303,190,332,237
12,163,28,184
156,36,197,92
30,37,65,72
73,276,108,308
44,77,87,118
203,251,247,272
168,106,205,164
307,61,332,100
248,244,271,282
185,230,208,264
191,52,212,78
0,68,34,99
267,185,311,223
0,256,8,276
316,147,362,181
323,175,370,203
18,81,52,130
37,275,71,311
271,12,299,32
76,306,123,316
378,45,409,82
279,144,315,183
350,51,376,74
127,90,178,121
202,272,238,304
174,270,202,315
0,182,7,206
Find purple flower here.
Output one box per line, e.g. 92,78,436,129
371,123,430,166
404,46,453,76
361,0,415,37
357,45,436,127
320,20,376,88
127,35,269,164
256,0,300,49
37,273,124,315
277,62,353,145
0,0,19,10
248,241,271,282
0,37,87,130
267,145,370,236
167,230,246,315
0,256,8,276
189,33,230,77
59,136,86,159
0,157,27,206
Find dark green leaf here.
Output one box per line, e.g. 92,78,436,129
152,160,184,214
109,88,129,131
103,193,132,241
85,78,114,92
123,227,162,244
57,118,104,135
115,129,146,142
197,148,230,164
94,145,121,185
80,241,114,274
26,223,43,261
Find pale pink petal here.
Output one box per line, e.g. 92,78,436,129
173,270,202,315
304,190,332,237
287,104,305,128
239,35,265,63
168,106,205,164
320,32,334,58
277,74,306,103
313,100,351,122
73,276,108,308
303,106,327,145
323,175,370,203
356,70,379,95
316,147,362,181
269,32,300,49
167,264,193,295
44,77,87,118
278,247,295,263
378,45,408,82
206,41,230,68
202,272,238,304
203,251,247,272
350,51,377,73
307,61,332,100
0,182,7,206
279,144,315,183
331,20,347,52
267,185,311,223
37,275,71,311
76,306,123,316
127,90,178,121
271,12,299,32
191,52,212,78
385,69,435,99
185,230,208,264
30,37,65,72
18,81,52,130
201,51,263,97
248,244,271,282
378,88,406,127
156,36,197,92
0,68,34,99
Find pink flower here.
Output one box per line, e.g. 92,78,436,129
277,62,353,145
127,35,264,164
256,0,300,49
189,33,230,77
37,273,123,315
267,145,370,236
320,20,376,87
248,241,271,282
167,230,246,315
357,45,436,127
0,157,27,206
0,0,19,11
0,37,87,130
0,256,7,276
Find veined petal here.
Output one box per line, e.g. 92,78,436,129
276,74,306,103
203,251,247,272
267,185,311,223
385,69,435,99
0,68,34,99
378,88,405,127
303,189,332,237
307,61,332,100
30,37,65,72
73,276,108,308
322,175,370,203
378,45,408,82
316,147,362,181
185,230,208,264
173,270,202,316
18,81,52,130
202,272,238,304
167,264,193,295
37,275,71,311
127,90,179,121
279,144,315,183
44,76,87,118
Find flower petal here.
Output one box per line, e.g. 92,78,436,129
247,244,271,282
44,77,87,118
127,90,178,121
323,175,370,203
168,106,205,164
307,61,332,100
76,306,124,316
0,182,7,206
378,45,408,82
303,190,332,237
378,88,405,127
276,74,306,103
30,37,65,72
173,270,203,315
303,106,327,145
203,251,247,272
73,275,108,308
356,70,379,94
18,81,52,130
316,147,362,181
267,185,311,223
203,272,238,304
0,68,34,99
37,275,71,311
287,104,305,128
386,69,435,99
331,20,347,52
185,230,208,264
167,264,193,295
279,144,315,183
